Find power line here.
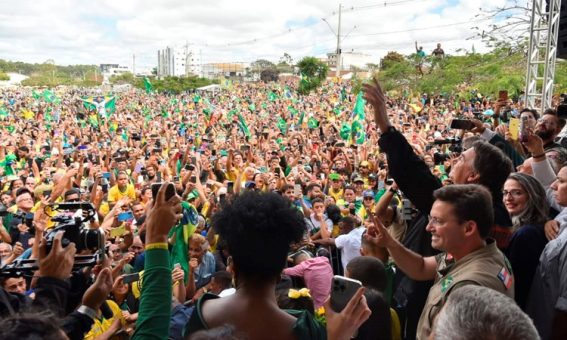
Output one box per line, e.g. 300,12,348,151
348,18,490,37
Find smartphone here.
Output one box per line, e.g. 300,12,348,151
102,172,111,179
219,193,226,205
190,175,197,183
450,119,474,130
151,182,176,202
117,211,134,222
43,190,52,198
173,176,180,182
294,184,302,197
331,276,363,313
498,90,508,101
227,181,234,194
274,167,281,174
190,156,197,165
156,171,162,182
122,273,140,284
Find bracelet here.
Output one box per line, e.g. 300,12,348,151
77,305,97,320
532,152,546,159
145,242,168,250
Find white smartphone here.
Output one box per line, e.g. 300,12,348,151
331,275,363,313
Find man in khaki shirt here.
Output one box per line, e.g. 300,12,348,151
365,184,514,340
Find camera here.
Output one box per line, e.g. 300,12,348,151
44,202,104,253
13,211,35,231
0,202,104,278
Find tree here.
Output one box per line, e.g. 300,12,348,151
297,57,329,95
0,71,9,81
110,72,136,85
251,59,276,72
380,51,405,70
473,1,531,48
260,68,279,82
279,53,293,66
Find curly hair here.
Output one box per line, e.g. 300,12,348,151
211,191,306,282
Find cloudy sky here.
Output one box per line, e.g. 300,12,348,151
0,0,517,72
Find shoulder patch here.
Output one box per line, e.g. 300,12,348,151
441,275,454,293
497,266,513,290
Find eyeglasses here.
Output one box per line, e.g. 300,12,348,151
363,197,374,201
428,215,460,227
502,189,525,198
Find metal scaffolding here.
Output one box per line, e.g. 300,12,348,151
525,0,561,111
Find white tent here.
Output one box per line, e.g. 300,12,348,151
196,84,222,95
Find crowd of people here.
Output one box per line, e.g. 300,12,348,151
0,75,566,340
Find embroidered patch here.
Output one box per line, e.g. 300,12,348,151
498,266,513,290
441,275,453,293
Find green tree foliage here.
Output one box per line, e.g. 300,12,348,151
108,72,216,93
297,57,329,95
374,42,566,100
0,71,9,81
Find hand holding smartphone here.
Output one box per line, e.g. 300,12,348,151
330,275,363,312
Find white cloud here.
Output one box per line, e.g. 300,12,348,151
0,0,520,71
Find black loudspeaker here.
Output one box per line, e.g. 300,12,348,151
558,0,567,59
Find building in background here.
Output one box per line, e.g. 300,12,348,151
157,44,201,78
100,64,131,85
326,51,375,71
201,63,248,80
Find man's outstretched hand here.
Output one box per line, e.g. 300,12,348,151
363,78,391,133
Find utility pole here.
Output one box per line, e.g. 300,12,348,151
133,54,136,75
335,3,342,77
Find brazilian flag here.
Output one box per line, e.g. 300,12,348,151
168,202,198,281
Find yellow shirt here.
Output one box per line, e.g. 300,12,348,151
83,300,125,340
108,184,136,203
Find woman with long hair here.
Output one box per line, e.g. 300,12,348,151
502,172,549,310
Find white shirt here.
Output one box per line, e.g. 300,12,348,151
335,227,365,271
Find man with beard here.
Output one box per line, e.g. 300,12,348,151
535,110,567,158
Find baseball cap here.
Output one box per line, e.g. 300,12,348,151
353,176,364,183
363,190,375,198
329,173,341,181
368,173,377,181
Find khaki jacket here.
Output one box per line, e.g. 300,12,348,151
417,239,514,340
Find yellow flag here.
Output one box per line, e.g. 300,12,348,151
23,109,34,120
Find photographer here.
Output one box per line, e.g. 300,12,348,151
9,188,35,250
0,231,114,340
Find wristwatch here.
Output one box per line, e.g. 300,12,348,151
77,305,97,320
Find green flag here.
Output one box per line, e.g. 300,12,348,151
0,107,8,119
340,87,347,102
248,103,256,112
237,113,251,138
308,117,319,129
352,92,366,121
105,96,116,116
351,120,365,144
227,109,237,120
193,94,201,103
340,123,351,140
43,89,56,103
268,91,278,102
298,111,305,126
277,117,287,134
288,105,298,116
32,90,41,100
168,202,198,281
143,77,153,94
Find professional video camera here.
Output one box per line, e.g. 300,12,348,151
0,202,104,278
